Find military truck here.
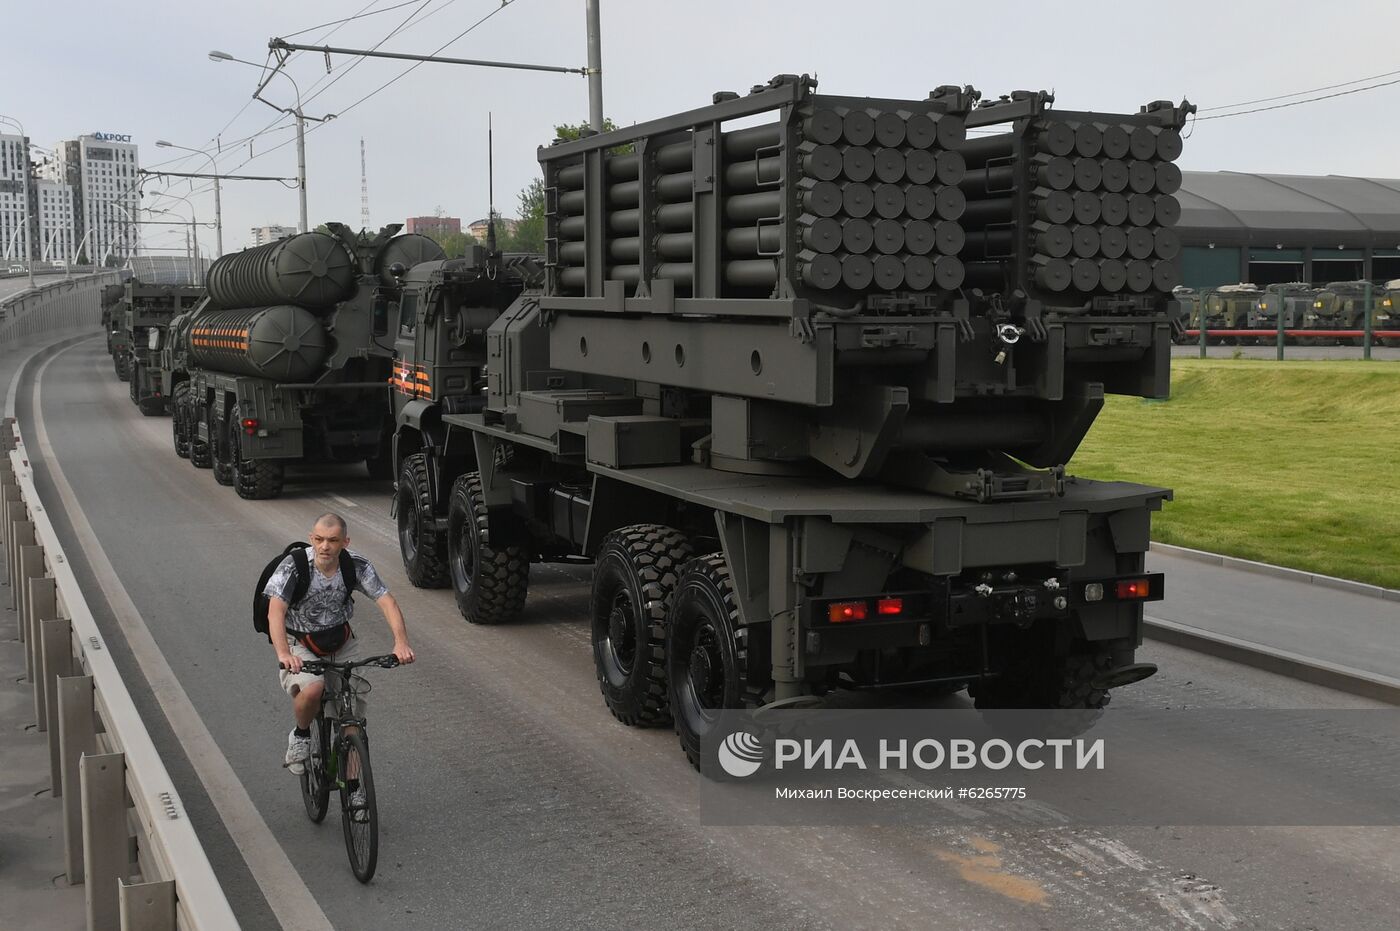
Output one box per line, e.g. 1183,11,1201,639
1250,281,1315,336
163,223,443,499
1377,280,1400,346
1314,280,1383,345
1170,286,1198,343
101,282,131,379
1198,283,1261,343
108,281,205,415
390,76,1187,767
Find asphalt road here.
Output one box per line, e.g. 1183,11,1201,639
17,335,1400,930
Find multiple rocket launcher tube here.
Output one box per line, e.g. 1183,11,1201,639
959,117,1184,295
549,89,1186,302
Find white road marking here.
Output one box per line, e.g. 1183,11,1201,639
326,493,358,510
31,343,334,931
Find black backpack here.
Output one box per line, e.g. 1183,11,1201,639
253,543,357,642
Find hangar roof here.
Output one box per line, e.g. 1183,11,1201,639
1179,172,1400,243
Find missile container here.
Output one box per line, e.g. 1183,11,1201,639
162,223,443,499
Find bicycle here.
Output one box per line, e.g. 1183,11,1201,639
285,653,400,883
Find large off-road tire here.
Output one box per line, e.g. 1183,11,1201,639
128,362,140,402
971,638,1114,711
396,453,447,588
211,406,234,486
171,383,191,459
115,353,129,381
591,525,694,727
188,398,212,469
446,472,528,624
666,554,756,770
230,405,284,499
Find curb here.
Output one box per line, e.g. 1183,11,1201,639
1144,616,1400,705
1150,541,1400,603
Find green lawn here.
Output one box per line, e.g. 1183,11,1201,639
1068,359,1400,589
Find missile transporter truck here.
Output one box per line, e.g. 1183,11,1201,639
109,281,204,415
391,76,1189,767
164,223,444,499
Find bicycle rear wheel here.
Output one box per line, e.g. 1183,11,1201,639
300,715,332,823
339,729,378,882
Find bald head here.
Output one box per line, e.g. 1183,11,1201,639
314,513,348,537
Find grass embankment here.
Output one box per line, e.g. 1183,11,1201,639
1069,359,1400,589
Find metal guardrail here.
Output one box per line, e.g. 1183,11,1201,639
0,272,124,344
4,346,238,929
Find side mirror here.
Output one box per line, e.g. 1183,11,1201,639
372,295,391,338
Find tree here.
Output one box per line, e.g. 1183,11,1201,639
423,228,475,258
495,118,631,255
498,179,545,253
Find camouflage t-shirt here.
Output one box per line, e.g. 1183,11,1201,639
262,547,389,633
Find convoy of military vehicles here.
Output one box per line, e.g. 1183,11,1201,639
99,76,1220,767
1174,280,1400,345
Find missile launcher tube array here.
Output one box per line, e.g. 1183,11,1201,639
545,82,975,300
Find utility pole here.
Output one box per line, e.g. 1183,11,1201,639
586,0,604,132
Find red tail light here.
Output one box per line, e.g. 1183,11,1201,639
1116,579,1151,600
241,418,259,436
877,597,904,616
828,601,868,623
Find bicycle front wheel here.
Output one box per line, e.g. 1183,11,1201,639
301,715,332,823
339,729,378,882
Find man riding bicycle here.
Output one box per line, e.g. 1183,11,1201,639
265,513,415,802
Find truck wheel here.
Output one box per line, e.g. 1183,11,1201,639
230,406,283,499
129,363,140,403
171,383,191,459
972,642,1114,711
591,525,694,727
211,408,234,486
446,472,528,624
396,454,447,588
115,354,129,381
189,400,212,469
666,554,753,769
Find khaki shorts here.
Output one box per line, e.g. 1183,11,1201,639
278,632,367,716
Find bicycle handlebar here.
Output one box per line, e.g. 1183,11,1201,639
279,654,400,674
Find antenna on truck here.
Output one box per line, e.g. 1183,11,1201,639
486,112,498,257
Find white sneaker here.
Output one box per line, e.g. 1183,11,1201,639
349,785,369,822
284,730,311,775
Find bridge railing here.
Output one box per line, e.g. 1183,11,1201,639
4,371,237,928
0,272,123,344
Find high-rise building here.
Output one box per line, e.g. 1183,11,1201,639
251,224,297,246
0,132,33,264
35,178,75,264
55,133,140,265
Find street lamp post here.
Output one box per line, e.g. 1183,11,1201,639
156,140,222,257
209,50,335,233
0,113,35,288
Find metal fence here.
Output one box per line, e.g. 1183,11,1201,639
4,352,238,927
0,273,123,344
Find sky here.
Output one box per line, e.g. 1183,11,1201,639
8,0,1400,256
